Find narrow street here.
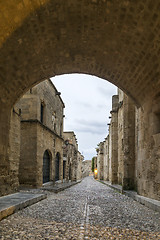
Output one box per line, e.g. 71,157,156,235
0,177,160,239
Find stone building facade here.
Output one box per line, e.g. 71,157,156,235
96,89,160,201
63,131,83,182
7,107,21,195
16,79,65,187
0,79,84,196
77,151,84,181
96,142,104,180
82,160,92,178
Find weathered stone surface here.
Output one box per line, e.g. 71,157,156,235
82,160,92,178
136,97,160,200
96,89,160,200
1,1,160,107
63,131,83,182
0,108,20,196
0,0,160,201
0,177,159,239
17,80,64,187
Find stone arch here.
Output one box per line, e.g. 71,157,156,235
0,1,160,200
1,1,160,108
43,149,52,183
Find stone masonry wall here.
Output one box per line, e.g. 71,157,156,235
76,152,83,181
82,160,92,178
122,94,135,190
17,79,64,138
108,125,112,182
63,131,79,182
17,80,64,187
8,108,20,193
97,142,104,180
110,95,119,184
19,122,38,187
34,80,64,137
117,90,124,185
0,108,20,196
103,137,109,181
136,98,160,200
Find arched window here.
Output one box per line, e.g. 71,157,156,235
43,150,50,183
55,152,60,181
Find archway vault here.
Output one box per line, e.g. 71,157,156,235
0,0,160,107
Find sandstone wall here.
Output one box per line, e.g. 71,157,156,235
18,80,64,187
8,108,20,194
63,132,79,181
103,137,109,181
136,98,160,200
16,93,38,120
98,89,160,200
17,79,64,137
82,160,92,178
19,121,63,187
97,142,104,180
122,94,135,190
34,80,64,137
110,95,118,184
117,90,124,185
19,122,38,187
108,125,112,182
76,152,83,181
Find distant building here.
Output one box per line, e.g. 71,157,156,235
96,89,136,189
96,142,104,180
82,160,92,178
63,131,83,181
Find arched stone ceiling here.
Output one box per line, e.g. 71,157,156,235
0,0,160,107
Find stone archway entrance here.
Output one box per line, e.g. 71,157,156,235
55,153,60,181
0,1,160,200
43,150,51,183
63,160,66,179
69,163,72,181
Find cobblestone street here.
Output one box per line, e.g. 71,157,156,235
0,176,160,239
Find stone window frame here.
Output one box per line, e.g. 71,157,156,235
40,100,46,124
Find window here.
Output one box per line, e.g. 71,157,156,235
54,123,56,132
40,103,44,123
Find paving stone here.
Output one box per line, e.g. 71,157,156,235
0,177,159,239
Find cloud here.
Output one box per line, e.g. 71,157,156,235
72,119,107,135
98,86,117,97
51,73,116,160
74,101,93,109
75,119,107,128
74,127,106,135
84,147,96,153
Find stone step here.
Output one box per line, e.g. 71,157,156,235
40,180,81,193
99,180,160,213
0,192,47,221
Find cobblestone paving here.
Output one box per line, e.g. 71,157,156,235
0,176,160,239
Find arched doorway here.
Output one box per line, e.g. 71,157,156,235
55,152,60,181
63,160,66,180
69,163,72,181
0,0,160,200
43,150,51,183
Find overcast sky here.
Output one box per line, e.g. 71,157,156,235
51,74,117,160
